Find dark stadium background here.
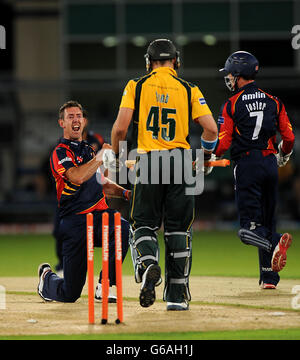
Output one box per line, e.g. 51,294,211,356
0,0,299,231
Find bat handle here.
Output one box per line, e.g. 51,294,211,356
204,159,230,167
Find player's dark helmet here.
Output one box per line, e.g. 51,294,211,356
145,39,180,72
219,51,259,91
220,51,259,78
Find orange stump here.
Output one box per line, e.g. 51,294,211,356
101,212,109,324
86,213,94,324
114,212,123,324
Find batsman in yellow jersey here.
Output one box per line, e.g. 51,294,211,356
111,39,218,311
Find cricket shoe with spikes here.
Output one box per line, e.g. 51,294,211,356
139,264,161,308
37,263,53,302
271,233,292,272
135,266,162,287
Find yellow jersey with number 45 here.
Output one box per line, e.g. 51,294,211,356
120,67,212,152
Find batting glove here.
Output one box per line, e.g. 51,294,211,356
203,153,216,175
102,149,121,172
275,141,293,167
95,143,112,163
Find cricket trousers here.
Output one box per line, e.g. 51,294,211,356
129,150,195,303
234,150,281,285
52,206,63,270
41,209,129,302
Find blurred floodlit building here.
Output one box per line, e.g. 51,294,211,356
0,0,299,224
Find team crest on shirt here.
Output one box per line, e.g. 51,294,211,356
199,97,206,105
76,156,83,163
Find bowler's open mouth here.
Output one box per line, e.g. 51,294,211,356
72,124,80,132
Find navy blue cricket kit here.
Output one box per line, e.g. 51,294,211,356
53,131,105,270
216,82,295,285
41,138,129,302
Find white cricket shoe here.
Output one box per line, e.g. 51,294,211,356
166,300,189,311
95,283,117,303
37,263,53,302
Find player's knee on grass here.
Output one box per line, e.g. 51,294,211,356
63,290,82,303
238,226,272,252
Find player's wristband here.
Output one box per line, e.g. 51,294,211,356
201,137,218,152
122,189,130,201
204,152,212,161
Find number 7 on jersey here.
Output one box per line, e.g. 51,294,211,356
250,111,264,140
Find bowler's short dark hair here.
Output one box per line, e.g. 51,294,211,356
59,100,83,119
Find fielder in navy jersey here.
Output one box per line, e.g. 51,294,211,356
53,110,106,272
213,51,295,289
38,101,130,303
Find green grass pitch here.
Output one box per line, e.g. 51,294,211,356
0,230,299,279
0,229,299,340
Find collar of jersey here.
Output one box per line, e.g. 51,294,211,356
150,67,177,76
236,81,257,93
60,137,83,149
